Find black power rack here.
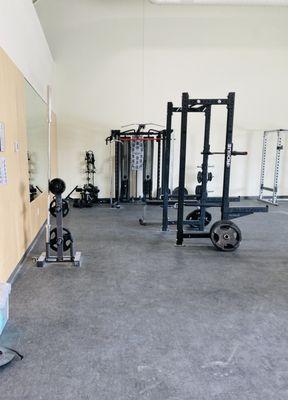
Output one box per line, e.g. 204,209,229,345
161,92,268,251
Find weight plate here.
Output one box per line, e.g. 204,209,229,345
85,151,95,165
50,228,73,252
195,185,202,196
197,172,213,183
186,209,212,227
210,220,242,252
158,188,171,195
49,199,69,218
86,184,100,201
73,199,81,208
49,178,66,195
172,187,188,197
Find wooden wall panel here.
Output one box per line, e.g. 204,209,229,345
0,48,31,282
30,193,47,240
0,48,58,282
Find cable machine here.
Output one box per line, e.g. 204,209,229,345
169,92,268,251
106,124,166,204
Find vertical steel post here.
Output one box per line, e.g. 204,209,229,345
143,140,154,200
56,193,64,260
128,140,131,200
143,140,148,200
156,134,161,199
199,106,211,230
114,136,120,203
45,86,52,259
162,102,173,231
161,130,166,199
176,93,189,245
259,131,267,202
221,92,235,220
273,130,282,205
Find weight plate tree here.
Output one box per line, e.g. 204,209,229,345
70,151,100,208
85,150,96,186
174,92,268,251
36,88,81,267
37,178,81,267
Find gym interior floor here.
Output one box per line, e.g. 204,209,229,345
1,200,288,400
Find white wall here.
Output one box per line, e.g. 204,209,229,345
36,0,288,197
0,0,54,100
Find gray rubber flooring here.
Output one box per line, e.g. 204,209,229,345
1,201,288,400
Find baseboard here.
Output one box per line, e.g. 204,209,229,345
241,195,288,200
7,222,46,285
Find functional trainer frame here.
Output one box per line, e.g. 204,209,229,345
259,129,288,205
174,92,268,249
106,124,166,204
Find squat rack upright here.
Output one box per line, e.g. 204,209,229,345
259,129,288,205
165,92,268,251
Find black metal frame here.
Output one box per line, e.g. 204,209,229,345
37,182,81,267
143,140,154,200
159,98,238,231
171,92,268,246
143,100,240,229
107,124,166,203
